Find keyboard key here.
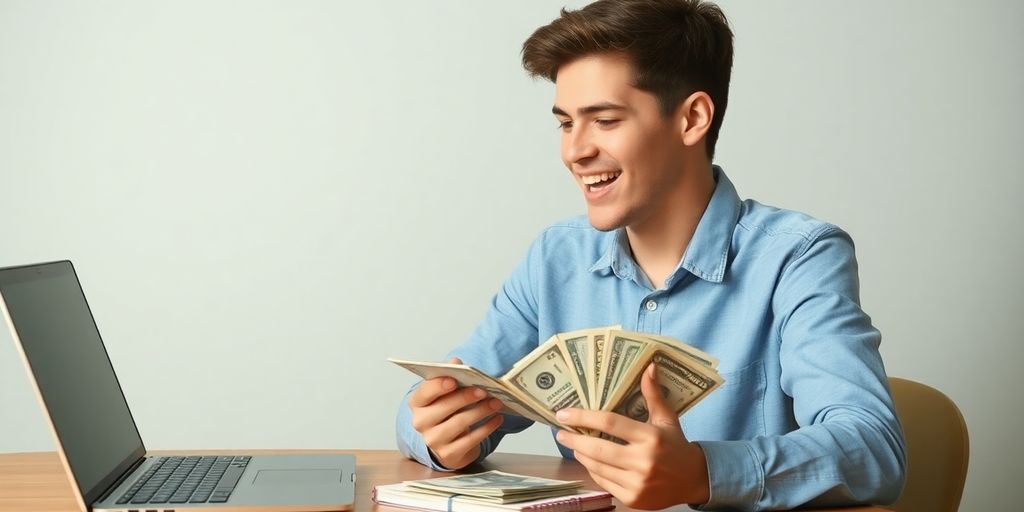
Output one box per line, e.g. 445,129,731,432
214,466,245,492
190,493,212,503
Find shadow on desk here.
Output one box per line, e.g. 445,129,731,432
0,449,892,512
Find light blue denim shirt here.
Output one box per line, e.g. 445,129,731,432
396,167,906,511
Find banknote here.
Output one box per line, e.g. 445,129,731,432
609,350,724,422
387,358,555,426
646,333,719,368
597,331,649,409
590,330,607,408
556,330,592,409
404,470,582,497
504,344,583,413
401,470,585,503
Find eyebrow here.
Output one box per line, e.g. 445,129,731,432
551,102,628,117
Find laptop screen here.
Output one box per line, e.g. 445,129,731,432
0,261,145,505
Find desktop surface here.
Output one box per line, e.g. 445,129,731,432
0,449,891,512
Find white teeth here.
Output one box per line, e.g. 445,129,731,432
581,171,621,185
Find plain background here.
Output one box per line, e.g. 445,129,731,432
1,1,1019,509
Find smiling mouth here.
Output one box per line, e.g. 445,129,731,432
581,171,622,192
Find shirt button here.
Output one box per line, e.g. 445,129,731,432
645,300,658,311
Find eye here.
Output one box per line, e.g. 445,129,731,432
595,119,620,128
556,119,573,131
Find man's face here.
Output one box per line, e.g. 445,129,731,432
553,53,687,232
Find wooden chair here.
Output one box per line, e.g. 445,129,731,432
888,377,969,512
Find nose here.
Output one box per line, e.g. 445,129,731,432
563,125,598,165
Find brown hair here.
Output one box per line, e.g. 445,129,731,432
522,0,733,160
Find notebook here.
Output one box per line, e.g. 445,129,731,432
0,260,356,512
372,483,615,512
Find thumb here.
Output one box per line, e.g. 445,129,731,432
449,357,463,365
641,362,680,429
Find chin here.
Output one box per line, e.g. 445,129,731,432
586,209,625,232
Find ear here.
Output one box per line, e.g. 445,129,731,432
676,91,714,152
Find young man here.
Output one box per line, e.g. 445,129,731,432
396,1,906,510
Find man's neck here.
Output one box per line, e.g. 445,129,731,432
625,164,716,290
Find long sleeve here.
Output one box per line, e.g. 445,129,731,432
696,227,907,510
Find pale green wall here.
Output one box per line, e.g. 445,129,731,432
1,1,1020,509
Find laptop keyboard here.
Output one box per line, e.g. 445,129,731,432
115,455,251,505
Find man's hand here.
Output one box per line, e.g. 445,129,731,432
554,363,711,510
408,357,504,470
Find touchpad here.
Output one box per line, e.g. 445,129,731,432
253,469,343,486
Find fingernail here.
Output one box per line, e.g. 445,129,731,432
556,409,569,421
556,430,566,443
473,388,486,399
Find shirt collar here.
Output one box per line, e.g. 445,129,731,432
589,165,741,286
676,165,741,284
589,228,637,282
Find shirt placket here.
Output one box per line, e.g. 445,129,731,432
637,292,664,334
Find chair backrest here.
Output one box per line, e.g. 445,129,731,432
888,377,969,512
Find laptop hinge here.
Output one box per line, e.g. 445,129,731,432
96,456,147,503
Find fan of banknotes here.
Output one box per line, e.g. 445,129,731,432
390,326,724,437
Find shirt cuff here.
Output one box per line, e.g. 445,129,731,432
396,399,453,472
694,440,764,510
425,435,494,471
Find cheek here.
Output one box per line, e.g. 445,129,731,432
558,129,645,171
601,137,637,170
614,131,671,178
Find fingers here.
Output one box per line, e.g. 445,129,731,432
410,357,503,470
430,413,503,464
408,375,457,408
409,356,499,436
422,398,503,470
557,407,648,443
640,363,680,429
406,357,465,408
573,450,634,491
411,386,489,431
557,430,630,471
574,453,635,506
422,397,503,447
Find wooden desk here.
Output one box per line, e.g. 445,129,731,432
0,450,891,512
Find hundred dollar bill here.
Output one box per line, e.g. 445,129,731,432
504,344,583,415
590,330,607,409
646,333,719,369
608,350,724,423
596,331,650,410
388,358,557,428
555,330,593,409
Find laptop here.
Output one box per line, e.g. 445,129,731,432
0,260,356,512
